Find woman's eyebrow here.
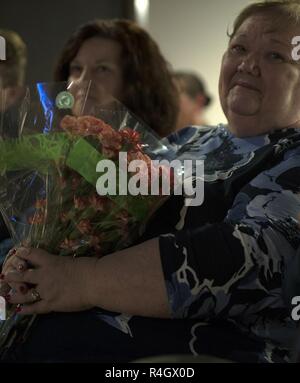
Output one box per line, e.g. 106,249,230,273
269,38,290,48
232,33,247,40
94,59,114,65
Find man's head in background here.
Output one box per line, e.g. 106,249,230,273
0,29,27,111
173,71,212,130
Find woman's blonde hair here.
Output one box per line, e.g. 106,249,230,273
230,1,300,39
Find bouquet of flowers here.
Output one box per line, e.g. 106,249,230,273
0,81,177,357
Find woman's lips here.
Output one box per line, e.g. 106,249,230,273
232,80,261,92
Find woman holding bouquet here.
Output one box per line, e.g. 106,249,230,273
1,0,300,363
54,19,179,137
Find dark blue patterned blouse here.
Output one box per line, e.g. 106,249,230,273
97,124,300,363
157,124,300,362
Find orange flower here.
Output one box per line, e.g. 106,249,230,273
61,115,111,137
71,176,81,190
115,215,130,240
35,199,47,209
59,177,67,189
89,194,109,212
60,212,69,223
74,196,87,210
89,235,102,253
102,146,118,159
127,151,152,168
98,126,122,150
28,212,45,225
121,128,140,145
115,210,130,228
60,115,78,134
77,115,112,136
59,238,81,251
77,219,92,234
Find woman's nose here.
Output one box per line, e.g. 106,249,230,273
237,54,260,76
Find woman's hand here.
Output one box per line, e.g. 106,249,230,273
0,247,98,315
0,248,29,298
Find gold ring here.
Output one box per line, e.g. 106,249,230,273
31,289,41,302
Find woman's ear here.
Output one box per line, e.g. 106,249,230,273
195,93,206,109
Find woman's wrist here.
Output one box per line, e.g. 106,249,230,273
72,256,99,308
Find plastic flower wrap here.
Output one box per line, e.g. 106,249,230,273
0,81,177,356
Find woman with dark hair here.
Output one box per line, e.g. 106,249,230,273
54,19,179,137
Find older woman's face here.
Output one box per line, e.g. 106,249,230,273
219,14,300,137
68,37,123,114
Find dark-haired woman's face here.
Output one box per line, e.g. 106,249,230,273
68,37,123,111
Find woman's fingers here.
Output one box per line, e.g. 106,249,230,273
8,287,49,315
8,255,28,273
14,247,44,267
2,248,29,275
0,281,11,297
8,282,28,295
17,301,48,315
0,281,28,301
2,268,39,285
8,287,41,305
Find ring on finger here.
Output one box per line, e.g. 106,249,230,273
31,289,41,302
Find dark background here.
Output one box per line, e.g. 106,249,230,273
0,0,134,83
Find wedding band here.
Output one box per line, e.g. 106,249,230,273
31,289,41,302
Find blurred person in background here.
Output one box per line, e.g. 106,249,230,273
173,71,212,130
